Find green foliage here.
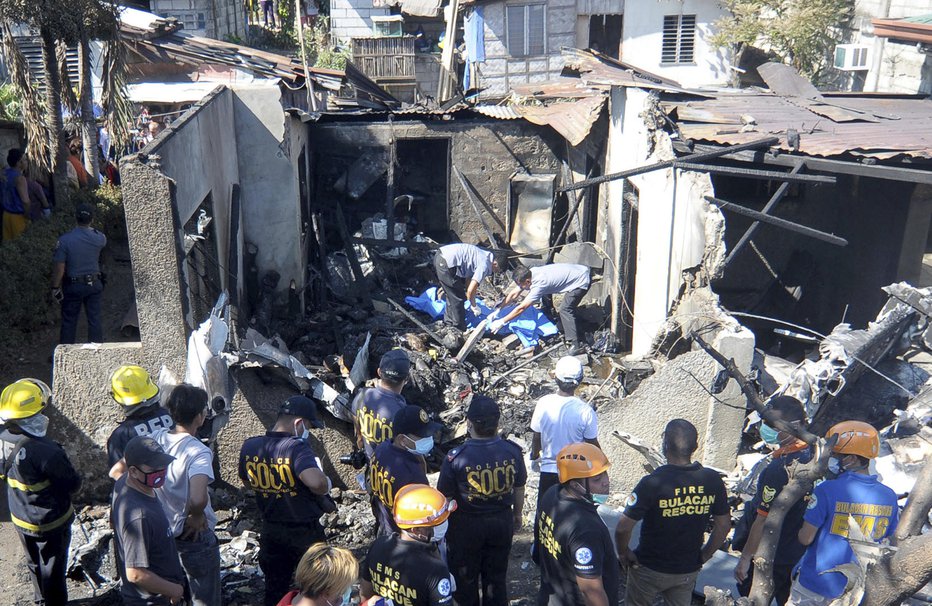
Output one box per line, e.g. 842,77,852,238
0,82,22,121
247,23,298,52
0,186,125,335
711,0,855,85
301,17,348,69
278,0,296,36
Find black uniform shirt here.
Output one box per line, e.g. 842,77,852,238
362,533,454,606
624,462,729,574
354,387,406,457
106,404,174,467
369,441,428,512
437,436,527,514
537,485,618,606
238,431,324,524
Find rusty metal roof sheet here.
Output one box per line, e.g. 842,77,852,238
511,95,607,146
663,91,932,159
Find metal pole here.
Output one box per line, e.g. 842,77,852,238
385,116,396,245
672,161,833,184
704,195,848,247
559,137,780,192
385,297,449,350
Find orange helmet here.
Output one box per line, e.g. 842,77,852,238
556,443,611,483
827,420,879,459
393,484,457,529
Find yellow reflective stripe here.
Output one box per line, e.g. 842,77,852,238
5,477,51,492
11,506,74,534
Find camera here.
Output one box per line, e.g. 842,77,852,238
339,450,368,469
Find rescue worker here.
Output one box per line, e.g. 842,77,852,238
616,419,730,606
536,443,617,606
491,263,590,356
733,396,811,605
438,394,527,606
369,404,440,536
360,484,456,606
353,349,411,458
51,203,107,344
789,421,898,606
238,396,333,606
433,243,508,332
0,378,81,605
107,365,174,480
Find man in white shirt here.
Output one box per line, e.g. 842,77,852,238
529,356,599,511
151,384,220,606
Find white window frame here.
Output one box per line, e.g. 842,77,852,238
506,4,547,58
661,14,696,65
169,10,207,31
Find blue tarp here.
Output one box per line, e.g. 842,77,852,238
404,287,558,347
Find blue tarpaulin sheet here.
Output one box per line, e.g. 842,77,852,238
404,287,558,347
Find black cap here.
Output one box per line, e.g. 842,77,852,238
379,349,411,382
466,394,500,424
393,405,441,438
124,436,174,469
765,395,807,425
279,395,325,429
75,203,94,223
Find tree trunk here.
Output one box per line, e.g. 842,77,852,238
894,453,932,543
863,532,932,606
79,31,99,188
41,28,70,204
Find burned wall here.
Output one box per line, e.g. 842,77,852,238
307,117,564,243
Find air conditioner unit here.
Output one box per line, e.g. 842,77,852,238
834,44,870,71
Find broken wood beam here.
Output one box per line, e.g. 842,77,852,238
334,201,373,308
560,137,780,192
672,161,834,184
453,166,499,246
723,162,806,268
704,195,848,247
547,160,592,263
385,297,449,351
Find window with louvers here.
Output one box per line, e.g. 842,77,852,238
661,14,696,64
507,4,546,57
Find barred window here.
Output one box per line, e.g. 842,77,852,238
661,14,696,64
506,4,546,57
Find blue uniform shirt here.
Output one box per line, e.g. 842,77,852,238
437,436,527,514
3,167,25,213
54,226,106,277
353,386,406,457
369,441,428,513
439,243,495,284
238,431,324,524
797,472,899,598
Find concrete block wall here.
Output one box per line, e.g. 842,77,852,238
415,54,442,100
330,0,390,43
152,0,245,40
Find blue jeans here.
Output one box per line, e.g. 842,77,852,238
175,529,221,606
60,280,103,344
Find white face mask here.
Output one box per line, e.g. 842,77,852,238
16,413,49,437
828,456,843,475
295,421,309,442
431,519,449,542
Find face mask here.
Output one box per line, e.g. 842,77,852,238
431,519,448,542
828,456,843,475
138,468,168,488
592,493,610,505
407,435,434,456
15,413,49,437
759,423,780,445
295,421,309,442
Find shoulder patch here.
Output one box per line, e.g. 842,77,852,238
762,486,776,503
446,447,461,461
624,492,638,508
575,547,593,565
438,577,452,596
807,493,818,510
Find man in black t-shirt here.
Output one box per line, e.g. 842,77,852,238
438,395,527,606
733,397,811,605
353,349,410,458
106,365,173,480
537,443,617,606
238,396,333,606
616,419,730,606
361,484,456,606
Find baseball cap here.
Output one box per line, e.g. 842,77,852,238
554,356,584,384
379,349,411,381
393,405,441,438
765,395,807,425
75,203,94,223
279,395,325,429
466,394,500,423
124,436,175,470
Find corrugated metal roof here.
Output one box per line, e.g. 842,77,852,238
663,91,932,159
512,95,607,145
471,104,521,119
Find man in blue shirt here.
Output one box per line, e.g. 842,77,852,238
353,349,411,458
51,203,107,344
791,420,899,605
433,243,507,331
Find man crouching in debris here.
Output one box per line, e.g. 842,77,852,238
238,396,334,606
491,263,590,356
438,394,527,606
788,421,898,606
537,443,617,606
360,484,456,606
369,404,440,536
433,243,508,334
615,419,730,606
733,396,811,605
107,364,174,480
353,349,411,459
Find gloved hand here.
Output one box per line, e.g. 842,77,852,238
470,303,481,316
51,287,64,303
489,319,505,334
530,458,541,473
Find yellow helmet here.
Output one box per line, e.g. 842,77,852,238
393,484,457,529
0,379,51,421
827,420,880,459
557,443,611,483
110,365,159,406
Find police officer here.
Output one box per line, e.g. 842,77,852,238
438,394,526,606
353,349,410,458
51,203,106,344
369,404,440,536
536,443,617,606
106,365,174,480
0,379,81,605
360,484,456,606
238,396,333,606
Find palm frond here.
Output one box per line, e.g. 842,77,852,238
1,23,52,172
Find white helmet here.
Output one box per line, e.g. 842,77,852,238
554,356,584,385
